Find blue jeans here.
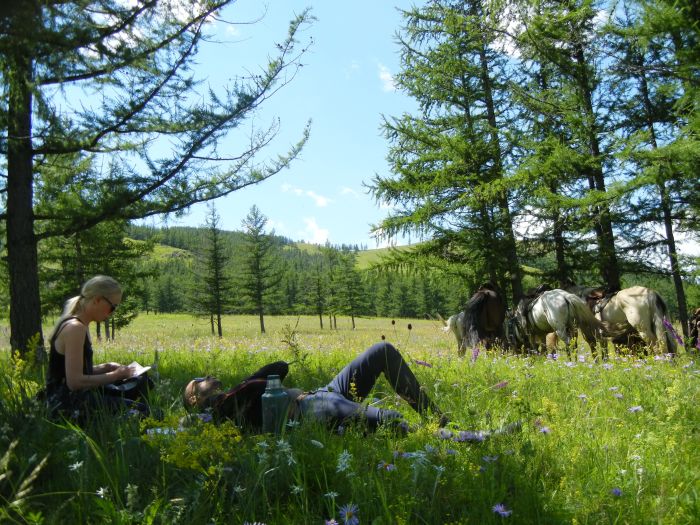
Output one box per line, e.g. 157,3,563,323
298,342,440,430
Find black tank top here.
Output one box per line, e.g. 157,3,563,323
46,317,94,394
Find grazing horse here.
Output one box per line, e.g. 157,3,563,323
585,286,677,355
442,311,466,351
508,289,609,359
441,283,506,356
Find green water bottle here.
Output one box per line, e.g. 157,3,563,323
261,375,289,434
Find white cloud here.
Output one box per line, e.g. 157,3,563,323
340,186,361,198
377,63,396,92
345,59,361,79
302,217,329,244
281,183,331,206
306,190,331,207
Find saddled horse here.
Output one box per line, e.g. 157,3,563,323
507,288,609,359
584,286,677,355
442,283,506,356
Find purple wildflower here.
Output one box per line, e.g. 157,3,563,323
482,455,499,463
578,393,588,401
446,448,457,455
662,318,684,345
197,413,213,423
437,428,453,440
471,347,480,362
454,430,486,443
492,380,509,390
339,503,359,525
628,405,643,413
539,426,551,434
413,359,433,368
492,503,512,517
613,393,624,399
326,520,339,525
610,488,622,497
377,460,397,472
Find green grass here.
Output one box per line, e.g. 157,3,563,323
1,315,698,524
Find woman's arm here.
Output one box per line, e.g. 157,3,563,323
61,323,132,390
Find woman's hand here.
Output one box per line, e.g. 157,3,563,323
93,362,121,373
114,364,135,381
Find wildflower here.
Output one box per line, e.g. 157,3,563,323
310,439,324,448
339,503,359,525
578,355,586,362
492,503,512,517
96,487,109,499
233,485,246,494
446,448,457,455
454,430,486,443
492,380,509,390
630,454,641,461
539,426,551,434
377,460,397,472
437,428,453,440
482,455,499,463
613,393,624,399
608,386,618,391
471,347,480,362
413,359,433,368
336,450,352,473
577,394,588,401
662,318,684,345
290,484,303,495
69,461,83,471
610,488,622,497
196,412,213,423
326,520,339,525
603,363,613,370
324,491,339,499
628,405,643,413
242,522,266,525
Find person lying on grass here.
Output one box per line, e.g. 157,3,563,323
183,341,448,433
45,275,152,421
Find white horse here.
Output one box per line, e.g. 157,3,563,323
585,286,677,355
509,289,609,358
441,312,466,352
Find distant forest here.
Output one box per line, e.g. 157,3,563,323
127,224,474,322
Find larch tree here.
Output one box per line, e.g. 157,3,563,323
191,204,234,337
0,1,312,359
369,0,523,304
239,205,280,334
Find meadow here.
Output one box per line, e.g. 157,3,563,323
1,314,698,524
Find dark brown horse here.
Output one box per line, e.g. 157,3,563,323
458,283,506,356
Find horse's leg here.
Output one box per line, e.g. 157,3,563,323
545,332,558,355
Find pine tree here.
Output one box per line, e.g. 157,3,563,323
239,206,281,334
191,205,234,337
0,1,312,357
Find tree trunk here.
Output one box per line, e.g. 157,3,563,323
573,42,621,291
477,37,523,302
635,50,689,334
318,312,324,329
259,311,266,334
6,4,45,361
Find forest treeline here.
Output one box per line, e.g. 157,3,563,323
126,222,472,325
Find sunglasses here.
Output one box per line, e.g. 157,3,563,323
102,296,117,313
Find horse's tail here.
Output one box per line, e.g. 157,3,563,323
651,292,677,354
436,312,448,328
566,294,605,337
463,292,487,347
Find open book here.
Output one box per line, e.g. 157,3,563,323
127,361,152,378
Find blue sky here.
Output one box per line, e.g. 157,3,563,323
150,1,420,248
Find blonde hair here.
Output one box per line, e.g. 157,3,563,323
52,275,122,335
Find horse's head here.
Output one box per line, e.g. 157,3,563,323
504,310,528,351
